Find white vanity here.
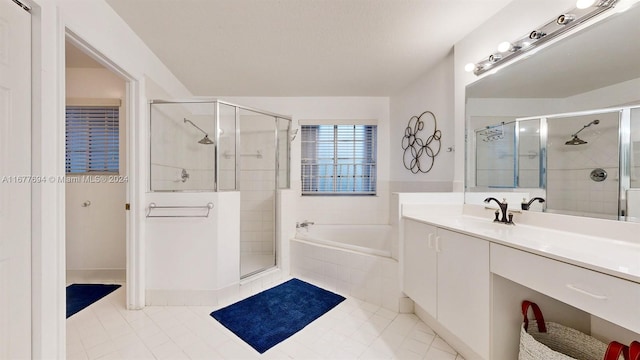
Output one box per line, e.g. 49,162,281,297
401,204,640,360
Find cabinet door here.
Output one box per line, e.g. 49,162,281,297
403,219,438,317
437,228,490,359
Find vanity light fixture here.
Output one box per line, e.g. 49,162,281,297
488,53,502,62
469,0,621,76
464,63,476,72
556,13,577,25
497,41,521,53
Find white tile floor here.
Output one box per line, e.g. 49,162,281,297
66,278,465,360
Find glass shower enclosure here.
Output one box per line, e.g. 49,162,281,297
149,99,292,278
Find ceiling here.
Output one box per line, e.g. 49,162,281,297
103,0,512,96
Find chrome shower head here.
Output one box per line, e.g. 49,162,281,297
198,135,214,145
565,135,587,145
184,118,214,145
565,119,599,145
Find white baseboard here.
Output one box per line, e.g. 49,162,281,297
146,268,286,306
66,269,125,284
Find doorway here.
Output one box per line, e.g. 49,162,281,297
64,40,128,294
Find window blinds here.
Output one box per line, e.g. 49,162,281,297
301,125,377,195
65,106,119,173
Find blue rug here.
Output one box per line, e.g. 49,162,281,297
66,284,121,318
210,278,345,353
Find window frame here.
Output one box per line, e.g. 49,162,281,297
301,122,377,196
65,100,121,175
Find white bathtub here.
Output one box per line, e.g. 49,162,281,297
290,224,406,312
294,224,392,258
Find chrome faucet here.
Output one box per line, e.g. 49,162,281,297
521,197,545,211
296,220,314,229
484,197,513,224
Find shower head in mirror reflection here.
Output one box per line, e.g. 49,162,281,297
565,119,599,145
183,118,214,145
290,128,299,142
478,122,505,142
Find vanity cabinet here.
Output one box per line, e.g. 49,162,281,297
403,220,438,315
491,243,640,334
403,219,490,359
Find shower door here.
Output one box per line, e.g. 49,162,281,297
238,108,277,278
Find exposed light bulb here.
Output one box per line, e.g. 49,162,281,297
497,41,512,53
464,63,476,72
576,0,596,9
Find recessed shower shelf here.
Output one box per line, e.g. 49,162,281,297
146,202,214,218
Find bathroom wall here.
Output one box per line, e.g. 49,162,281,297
144,191,241,305
220,96,391,225
65,67,127,281
388,51,456,193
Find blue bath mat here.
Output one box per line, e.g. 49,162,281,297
66,284,121,318
210,278,345,353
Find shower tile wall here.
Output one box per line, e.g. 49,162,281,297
546,112,620,219
518,121,541,188
475,123,516,187
239,116,277,262
632,108,640,189
150,103,215,191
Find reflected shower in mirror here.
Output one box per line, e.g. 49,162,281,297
465,3,640,222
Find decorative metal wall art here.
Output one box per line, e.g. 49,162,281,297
401,111,442,174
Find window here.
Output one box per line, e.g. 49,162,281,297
65,105,119,174
301,124,377,195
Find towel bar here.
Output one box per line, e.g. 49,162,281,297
146,202,214,218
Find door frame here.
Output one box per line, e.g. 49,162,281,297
64,31,144,310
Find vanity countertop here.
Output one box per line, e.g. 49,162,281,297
402,206,640,284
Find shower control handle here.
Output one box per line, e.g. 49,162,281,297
590,168,607,182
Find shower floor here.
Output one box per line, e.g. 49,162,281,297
241,253,275,278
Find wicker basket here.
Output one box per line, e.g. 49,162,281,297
518,301,628,360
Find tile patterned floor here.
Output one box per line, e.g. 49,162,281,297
66,279,465,359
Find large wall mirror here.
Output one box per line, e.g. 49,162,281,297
465,3,640,222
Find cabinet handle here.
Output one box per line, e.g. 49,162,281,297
435,236,441,253
428,233,434,248
566,284,608,300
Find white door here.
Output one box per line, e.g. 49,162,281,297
0,0,31,358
